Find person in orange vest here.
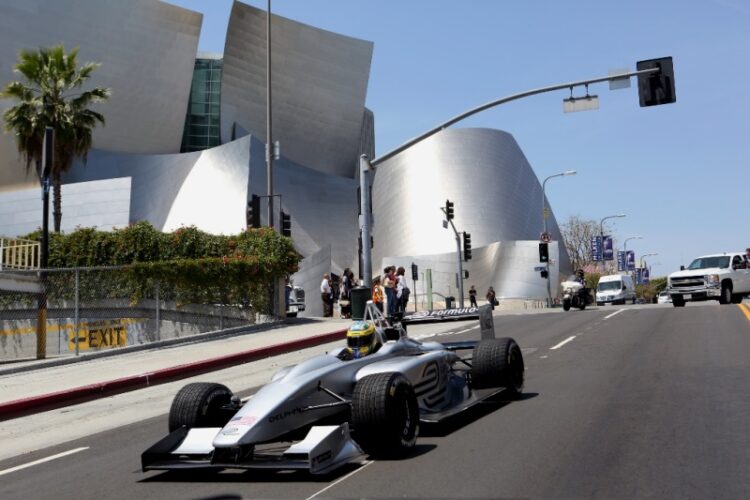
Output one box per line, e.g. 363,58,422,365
372,276,385,313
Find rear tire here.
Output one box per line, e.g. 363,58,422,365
672,295,685,307
352,373,419,457
168,382,233,432
471,338,524,396
731,293,744,304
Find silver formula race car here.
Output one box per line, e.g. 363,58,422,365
142,302,524,475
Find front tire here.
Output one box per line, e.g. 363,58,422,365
719,282,733,305
352,373,419,457
672,295,685,307
471,338,524,396
168,382,233,432
731,293,744,304
563,298,571,311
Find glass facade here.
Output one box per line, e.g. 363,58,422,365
181,58,223,152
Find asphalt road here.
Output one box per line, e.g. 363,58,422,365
2,302,750,499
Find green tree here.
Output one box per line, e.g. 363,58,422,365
1,44,110,232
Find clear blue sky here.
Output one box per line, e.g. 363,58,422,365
168,0,750,277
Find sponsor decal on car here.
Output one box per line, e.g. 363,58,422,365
311,450,332,466
402,307,479,323
229,415,258,426
268,407,303,423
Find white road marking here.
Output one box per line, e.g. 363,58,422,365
0,447,89,477
455,326,477,334
306,460,374,500
550,336,576,350
540,355,549,359
604,309,626,320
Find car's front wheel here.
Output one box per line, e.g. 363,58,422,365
672,295,685,307
352,372,419,457
168,382,234,432
719,282,733,305
731,293,744,304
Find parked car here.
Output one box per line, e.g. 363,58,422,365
657,291,672,304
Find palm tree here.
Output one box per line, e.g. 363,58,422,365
2,44,110,232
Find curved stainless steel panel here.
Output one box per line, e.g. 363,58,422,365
221,1,373,178
0,0,201,189
371,128,571,300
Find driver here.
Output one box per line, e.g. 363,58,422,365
341,320,381,360
574,269,586,285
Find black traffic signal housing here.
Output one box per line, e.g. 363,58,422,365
463,232,472,261
411,263,418,281
280,211,292,237
637,57,676,107
464,270,469,279
540,269,549,279
445,199,454,220
539,242,549,263
246,194,260,228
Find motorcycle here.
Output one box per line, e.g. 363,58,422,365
560,275,593,311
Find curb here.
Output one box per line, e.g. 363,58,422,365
0,328,346,422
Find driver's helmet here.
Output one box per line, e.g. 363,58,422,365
346,321,378,359
576,269,585,279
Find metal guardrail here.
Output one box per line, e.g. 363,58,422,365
0,238,40,271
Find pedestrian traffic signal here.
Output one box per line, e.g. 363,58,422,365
539,242,549,263
464,270,469,279
637,56,676,107
246,194,260,228
445,199,454,220
281,211,292,237
411,263,418,281
540,270,548,279
463,232,472,261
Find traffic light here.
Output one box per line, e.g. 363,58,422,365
637,57,676,107
445,199,454,220
463,232,472,261
280,211,291,237
411,263,418,281
540,269,548,279
246,194,260,228
464,270,469,279
539,242,549,263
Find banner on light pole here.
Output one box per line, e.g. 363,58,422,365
591,235,602,261
603,236,614,261
627,251,635,271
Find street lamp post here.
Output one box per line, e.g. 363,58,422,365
266,0,274,228
623,236,644,279
542,170,576,307
599,214,626,273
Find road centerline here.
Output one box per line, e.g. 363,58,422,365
738,303,750,321
550,336,576,350
604,309,626,320
0,447,89,477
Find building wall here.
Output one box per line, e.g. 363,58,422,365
0,0,201,190
221,1,373,178
370,127,572,299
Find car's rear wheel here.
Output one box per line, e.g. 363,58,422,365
168,382,234,432
351,372,419,457
719,282,732,305
471,338,524,396
672,295,685,307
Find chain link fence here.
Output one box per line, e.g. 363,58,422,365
0,266,275,361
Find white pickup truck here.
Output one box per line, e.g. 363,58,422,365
667,252,750,307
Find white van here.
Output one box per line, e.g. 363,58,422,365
596,274,636,305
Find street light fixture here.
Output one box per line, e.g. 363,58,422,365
542,170,577,307
623,236,644,275
639,252,658,268
599,214,626,273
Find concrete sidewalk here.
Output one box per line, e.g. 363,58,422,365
0,317,350,420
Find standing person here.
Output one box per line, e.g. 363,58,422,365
372,276,385,313
486,286,498,310
395,266,409,314
384,266,397,317
320,273,332,317
468,285,478,308
340,268,353,319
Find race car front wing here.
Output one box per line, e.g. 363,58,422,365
142,422,366,475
